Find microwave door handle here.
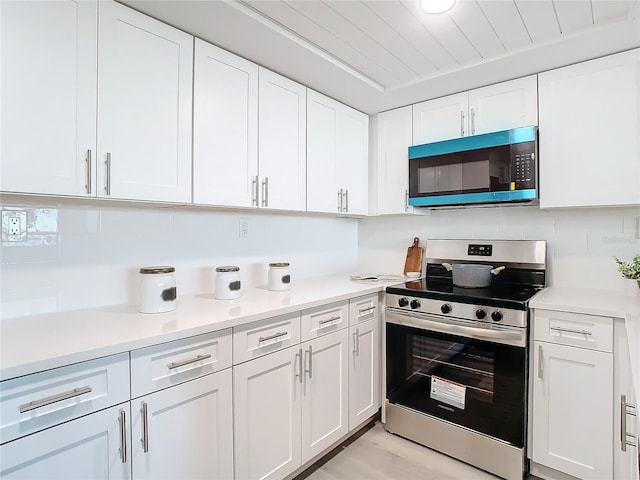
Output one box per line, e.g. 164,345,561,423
386,309,525,345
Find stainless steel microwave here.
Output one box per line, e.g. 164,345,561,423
408,126,538,207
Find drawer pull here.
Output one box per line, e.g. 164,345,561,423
550,326,593,336
319,315,341,326
19,385,92,413
358,306,376,315
167,354,211,370
258,331,288,343
621,394,638,452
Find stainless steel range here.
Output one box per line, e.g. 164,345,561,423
384,239,546,480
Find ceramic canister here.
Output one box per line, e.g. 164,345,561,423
268,263,291,291
138,266,177,314
215,266,241,300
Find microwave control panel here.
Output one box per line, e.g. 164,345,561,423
511,141,536,190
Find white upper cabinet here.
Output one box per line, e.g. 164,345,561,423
373,106,413,215
193,40,258,207
258,68,307,211
413,92,469,144
0,0,97,197
307,90,368,215
97,1,193,203
539,49,640,208
412,76,538,145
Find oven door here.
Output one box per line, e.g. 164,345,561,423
385,308,527,447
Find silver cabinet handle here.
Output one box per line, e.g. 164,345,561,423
105,152,112,195
251,176,258,206
319,315,341,326
261,177,269,207
344,189,349,213
471,108,476,135
353,328,360,357
337,189,343,212
405,189,409,212
352,331,358,354
359,306,376,315
550,326,593,336
166,354,211,370
621,394,638,452
460,110,465,136
295,348,303,384
119,408,127,464
305,345,313,379
258,331,288,343
19,386,92,413
141,401,149,453
537,345,543,379
86,149,92,194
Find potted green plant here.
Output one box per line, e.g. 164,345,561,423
614,254,640,296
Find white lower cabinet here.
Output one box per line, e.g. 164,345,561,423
302,328,350,461
234,346,302,480
0,403,131,479
130,369,233,480
348,319,379,430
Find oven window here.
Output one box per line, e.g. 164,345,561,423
386,322,526,447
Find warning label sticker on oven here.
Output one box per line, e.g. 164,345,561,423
430,376,466,410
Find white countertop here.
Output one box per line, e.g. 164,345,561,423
0,275,391,381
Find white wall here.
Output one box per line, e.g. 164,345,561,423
358,205,640,291
0,200,358,319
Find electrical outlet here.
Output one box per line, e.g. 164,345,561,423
2,209,28,243
239,217,249,238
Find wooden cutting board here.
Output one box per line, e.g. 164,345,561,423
403,237,423,275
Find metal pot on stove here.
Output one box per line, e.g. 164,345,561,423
442,262,505,288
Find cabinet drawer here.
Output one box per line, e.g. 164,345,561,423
233,313,301,365
0,352,129,444
349,294,379,326
301,301,349,341
131,329,232,398
534,309,613,352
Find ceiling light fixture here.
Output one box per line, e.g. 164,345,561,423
419,0,456,14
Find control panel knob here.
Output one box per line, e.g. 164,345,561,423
475,308,487,320
441,303,452,314
491,311,503,322
410,299,421,309
398,297,409,308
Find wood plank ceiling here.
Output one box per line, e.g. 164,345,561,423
122,0,640,113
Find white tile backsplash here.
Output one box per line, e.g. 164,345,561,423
358,205,640,291
0,202,358,319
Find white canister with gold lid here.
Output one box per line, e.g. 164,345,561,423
138,266,177,313
268,263,291,291
215,266,241,300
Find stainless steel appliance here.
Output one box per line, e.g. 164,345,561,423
384,239,546,480
408,126,538,208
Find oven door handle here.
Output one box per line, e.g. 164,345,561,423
386,309,526,347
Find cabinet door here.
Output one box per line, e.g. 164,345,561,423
0,0,97,196
375,107,413,215
539,49,640,208
337,107,369,215
532,341,613,479
349,319,379,430
131,369,233,480
97,1,193,203
193,39,258,207
412,92,468,144
468,75,538,135
258,68,306,211
307,90,339,213
302,328,349,462
234,346,302,480
0,403,131,479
